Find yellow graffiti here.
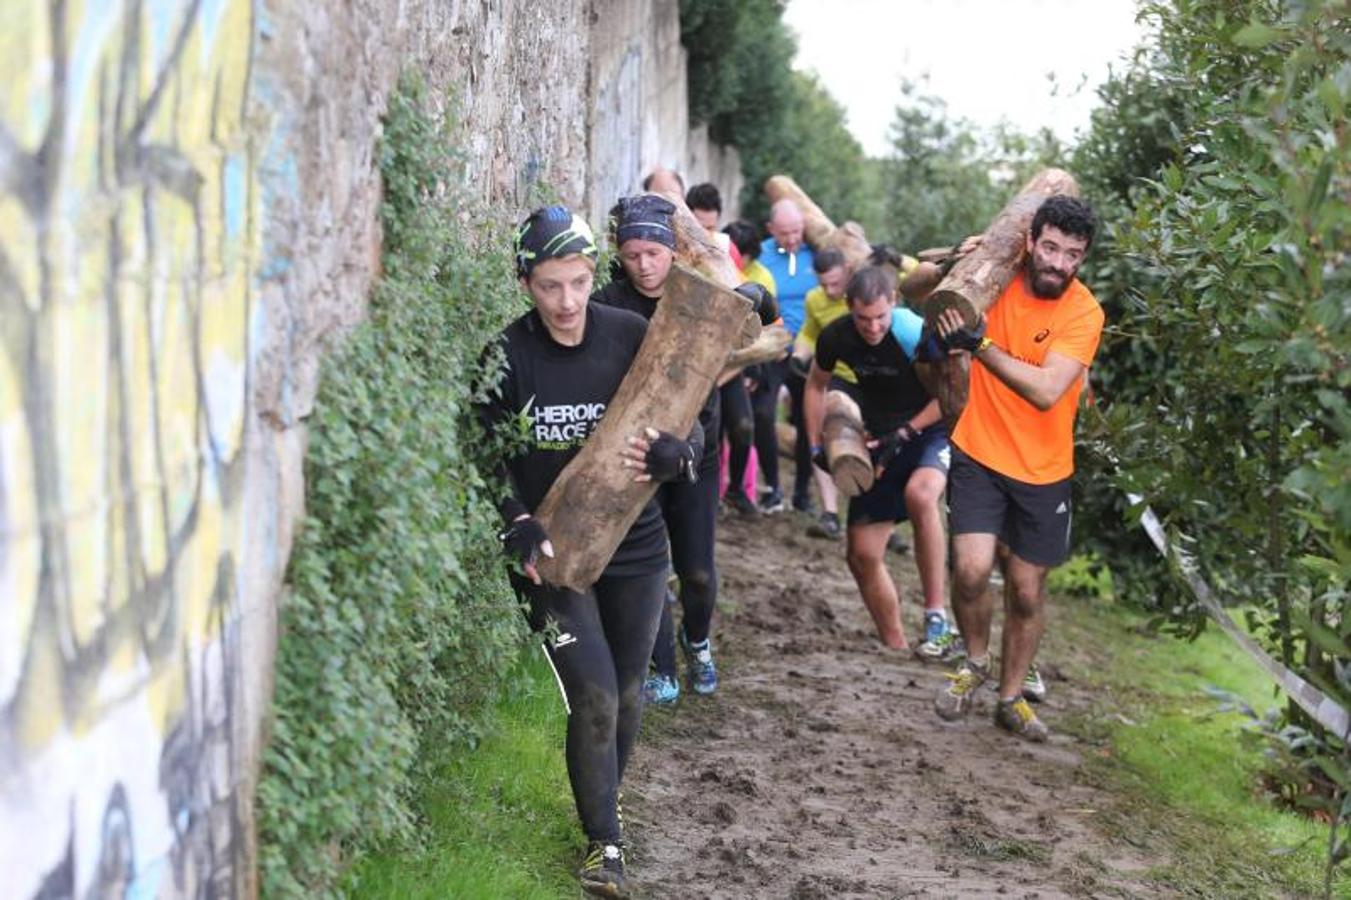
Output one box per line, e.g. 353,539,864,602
1,0,259,888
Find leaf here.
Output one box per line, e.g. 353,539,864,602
1232,22,1284,48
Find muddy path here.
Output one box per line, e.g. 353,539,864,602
624,504,1160,899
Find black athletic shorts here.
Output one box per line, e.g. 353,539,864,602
947,443,1073,567
846,425,950,527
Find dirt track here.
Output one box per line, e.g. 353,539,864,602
625,505,1161,899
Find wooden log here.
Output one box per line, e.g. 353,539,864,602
921,169,1079,424
662,192,762,352
763,175,872,272
722,322,791,372
923,168,1079,329
823,391,874,497
533,264,754,591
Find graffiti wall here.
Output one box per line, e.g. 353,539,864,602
0,1,260,895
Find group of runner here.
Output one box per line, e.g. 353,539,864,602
476,174,1103,897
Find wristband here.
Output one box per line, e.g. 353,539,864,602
975,336,995,355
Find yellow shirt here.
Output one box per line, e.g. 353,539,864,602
799,286,857,383
743,259,776,296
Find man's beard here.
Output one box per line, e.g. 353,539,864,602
1028,260,1071,299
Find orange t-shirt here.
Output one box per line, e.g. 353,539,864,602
951,274,1104,484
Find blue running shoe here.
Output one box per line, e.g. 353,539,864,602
680,632,719,695
641,673,679,706
917,611,957,661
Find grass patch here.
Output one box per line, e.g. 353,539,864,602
1052,597,1347,897
345,650,578,900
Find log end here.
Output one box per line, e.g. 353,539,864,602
832,457,875,498
923,289,980,330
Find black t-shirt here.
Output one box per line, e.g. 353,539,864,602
593,278,720,465
814,315,932,436
476,304,668,578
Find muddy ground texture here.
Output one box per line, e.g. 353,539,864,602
624,505,1163,900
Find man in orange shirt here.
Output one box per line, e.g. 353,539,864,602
930,196,1103,742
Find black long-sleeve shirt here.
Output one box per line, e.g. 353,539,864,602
476,304,669,578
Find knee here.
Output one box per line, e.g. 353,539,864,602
679,567,714,597
905,478,943,513
1006,584,1044,619
846,544,882,576
730,418,754,448
951,560,990,601
573,682,619,734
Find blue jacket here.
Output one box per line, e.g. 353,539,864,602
758,238,816,337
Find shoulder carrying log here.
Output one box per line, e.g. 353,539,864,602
921,168,1079,425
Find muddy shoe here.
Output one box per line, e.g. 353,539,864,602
1022,663,1048,703
579,842,630,898
916,611,958,661
995,696,1049,742
680,632,719,695
758,488,785,515
934,659,989,720
806,511,842,539
724,489,759,518
641,673,679,706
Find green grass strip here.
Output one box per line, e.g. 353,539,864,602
1058,597,1347,897
347,650,578,899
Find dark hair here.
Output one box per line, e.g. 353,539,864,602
641,169,686,193
685,182,722,213
723,220,762,260
846,265,897,305
813,247,846,275
1030,195,1097,247
868,243,904,269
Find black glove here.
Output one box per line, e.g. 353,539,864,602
499,516,550,567
871,423,919,471
734,282,779,326
645,431,697,483
811,444,831,474
915,327,947,363
938,316,986,353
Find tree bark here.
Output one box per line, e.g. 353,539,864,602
921,168,1079,424
823,390,874,497
533,264,753,591
764,175,872,272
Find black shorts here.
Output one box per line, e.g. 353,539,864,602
947,444,1073,567
846,425,950,527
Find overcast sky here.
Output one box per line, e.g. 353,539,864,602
782,0,1149,157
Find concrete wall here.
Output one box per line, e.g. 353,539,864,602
0,1,740,896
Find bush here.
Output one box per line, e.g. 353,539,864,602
255,75,531,896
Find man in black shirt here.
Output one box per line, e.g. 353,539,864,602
802,266,953,656
478,205,701,899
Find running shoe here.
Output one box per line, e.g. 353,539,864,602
934,658,989,720
806,511,842,539
758,488,785,514
579,841,630,898
680,631,719,695
916,611,958,661
1022,663,1047,703
641,673,679,706
792,493,815,516
724,489,759,518
994,696,1049,742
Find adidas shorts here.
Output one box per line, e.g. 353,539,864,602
947,444,1073,567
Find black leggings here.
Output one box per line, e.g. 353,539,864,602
783,365,813,505
524,569,667,843
720,376,754,496
749,358,788,494
651,452,720,677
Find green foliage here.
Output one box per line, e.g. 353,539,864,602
680,0,878,227
1069,0,1349,885
255,75,531,896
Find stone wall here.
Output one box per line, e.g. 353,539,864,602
0,1,739,896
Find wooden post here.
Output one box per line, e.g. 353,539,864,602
764,175,872,272
533,264,754,591
921,168,1079,424
823,391,874,497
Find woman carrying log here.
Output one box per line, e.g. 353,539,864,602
593,195,777,707
477,205,703,899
